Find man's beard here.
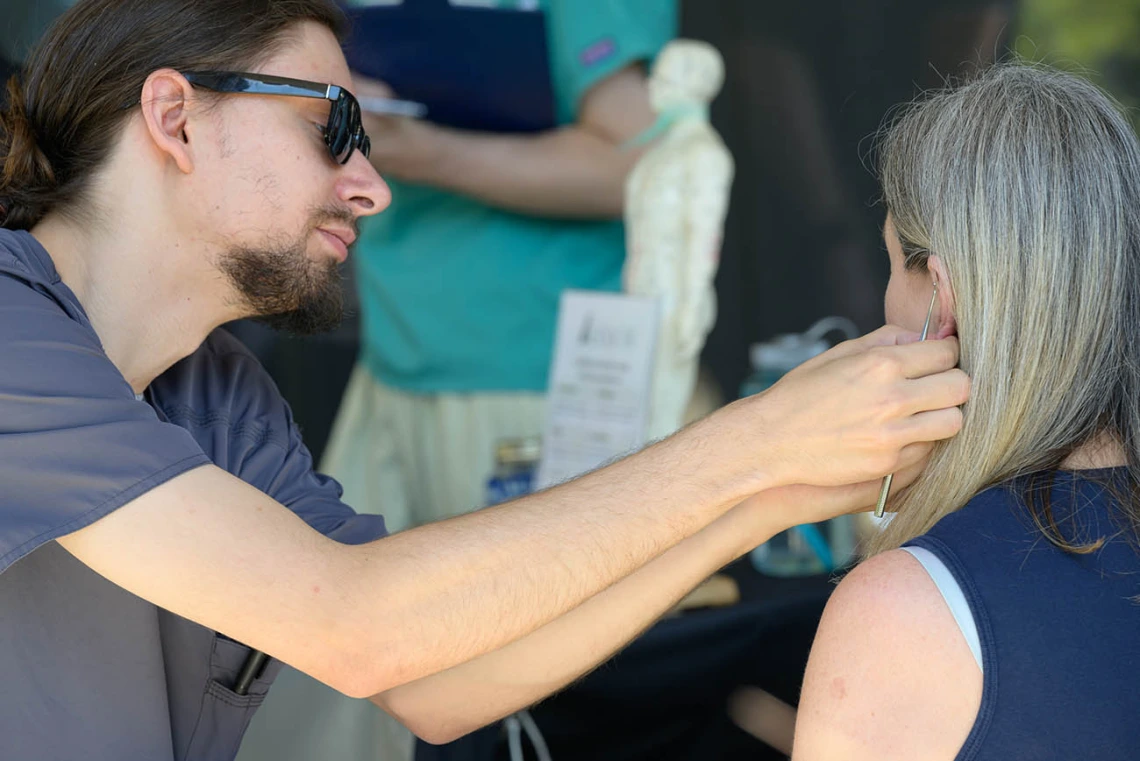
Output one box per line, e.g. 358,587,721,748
219,213,351,336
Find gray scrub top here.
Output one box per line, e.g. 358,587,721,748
0,228,388,760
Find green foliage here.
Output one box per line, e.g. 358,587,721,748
1018,0,1140,61
1016,0,1140,125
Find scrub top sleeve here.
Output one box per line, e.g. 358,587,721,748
0,274,210,574
550,0,677,111
185,334,389,546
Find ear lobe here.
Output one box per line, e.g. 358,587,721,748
139,68,195,174
933,309,958,341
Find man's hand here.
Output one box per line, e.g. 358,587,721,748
349,65,656,218
692,325,968,497
729,441,932,538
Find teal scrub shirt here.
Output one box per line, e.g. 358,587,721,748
354,0,677,393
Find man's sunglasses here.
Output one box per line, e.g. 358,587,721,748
183,71,372,165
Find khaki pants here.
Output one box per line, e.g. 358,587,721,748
324,365,547,532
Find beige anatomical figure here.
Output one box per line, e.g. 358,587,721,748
625,39,734,441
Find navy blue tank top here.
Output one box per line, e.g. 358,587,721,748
905,469,1140,760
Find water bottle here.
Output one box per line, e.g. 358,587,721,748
741,317,860,577
485,438,542,507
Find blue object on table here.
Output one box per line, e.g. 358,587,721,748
794,523,835,572
341,0,557,133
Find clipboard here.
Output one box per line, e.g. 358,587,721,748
342,0,558,133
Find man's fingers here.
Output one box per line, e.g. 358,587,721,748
883,453,934,507
788,328,946,385
820,326,921,362
895,440,934,471
834,479,894,514
900,368,971,416
839,454,931,515
890,445,934,488
900,406,965,444
740,326,969,489
889,336,960,379
792,327,919,376
837,445,932,511
863,324,923,348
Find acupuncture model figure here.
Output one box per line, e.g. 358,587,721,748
624,39,734,440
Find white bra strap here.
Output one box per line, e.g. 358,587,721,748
901,545,983,672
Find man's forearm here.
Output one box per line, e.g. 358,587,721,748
416,124,641,219
339,418,760,696
372,493,778,744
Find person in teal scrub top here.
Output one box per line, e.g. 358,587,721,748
323,0,678,532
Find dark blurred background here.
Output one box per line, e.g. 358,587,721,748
231,0,1021,462
6,0,1140,464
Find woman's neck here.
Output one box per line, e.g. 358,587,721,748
1060,432,1128,470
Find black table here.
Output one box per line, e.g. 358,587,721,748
416,560,837,761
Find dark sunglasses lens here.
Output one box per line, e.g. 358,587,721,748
329,96,348,134
331,131,351,162
324,93,368,164
324,98,349,161
340,98,366,164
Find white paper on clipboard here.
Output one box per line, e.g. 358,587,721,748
536,291,660,489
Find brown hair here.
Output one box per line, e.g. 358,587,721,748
0,0,346,231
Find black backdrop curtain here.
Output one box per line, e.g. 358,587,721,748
686,0,1015,400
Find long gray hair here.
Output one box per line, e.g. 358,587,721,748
869,64,1140,555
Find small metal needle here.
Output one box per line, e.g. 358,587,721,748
874,284,939,518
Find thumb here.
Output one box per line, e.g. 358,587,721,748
789,325,921,376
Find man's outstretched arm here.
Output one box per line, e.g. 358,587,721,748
57,328,967,701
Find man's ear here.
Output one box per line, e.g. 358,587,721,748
927,254,958,340
138,69,197,175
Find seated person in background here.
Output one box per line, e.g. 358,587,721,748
791,64,1140,760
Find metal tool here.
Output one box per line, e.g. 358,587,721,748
874,284,939,518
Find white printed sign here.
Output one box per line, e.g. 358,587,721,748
536,291,659,489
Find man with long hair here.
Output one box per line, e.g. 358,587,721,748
0,1,967,757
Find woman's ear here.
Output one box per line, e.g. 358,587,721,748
927,254,957,339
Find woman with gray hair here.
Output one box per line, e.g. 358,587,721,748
791,65,1140,760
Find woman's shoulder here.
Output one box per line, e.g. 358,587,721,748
793,549,983,760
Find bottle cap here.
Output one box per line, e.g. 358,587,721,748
495,437,542,467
